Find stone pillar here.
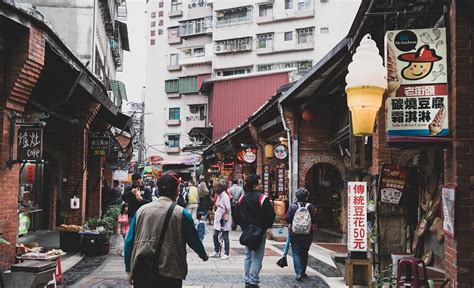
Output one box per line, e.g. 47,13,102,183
0,26,45,269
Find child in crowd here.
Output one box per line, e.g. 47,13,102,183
118,203,129,256
195,212,207,242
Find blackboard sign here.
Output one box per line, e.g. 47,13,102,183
18,128,43,161
89,135,110,157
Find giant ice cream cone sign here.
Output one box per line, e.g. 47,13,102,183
345,34,386,136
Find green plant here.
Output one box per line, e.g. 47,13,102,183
85,217,102,230
374,264,396,287
103,204,121,222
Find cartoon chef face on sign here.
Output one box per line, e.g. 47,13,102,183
398,45,442,81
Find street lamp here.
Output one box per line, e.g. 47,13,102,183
345,34,386,136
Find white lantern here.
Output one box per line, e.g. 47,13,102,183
345,34,386,136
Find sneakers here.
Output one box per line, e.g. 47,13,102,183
209,251,220,258
295,275,302,281
221,254,229,260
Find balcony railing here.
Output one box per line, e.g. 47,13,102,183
216,15,252,27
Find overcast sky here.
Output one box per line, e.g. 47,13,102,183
117,0,146,108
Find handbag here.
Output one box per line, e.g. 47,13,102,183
239,224,263,250
132,202,176,285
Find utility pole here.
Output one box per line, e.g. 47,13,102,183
130,87,146,171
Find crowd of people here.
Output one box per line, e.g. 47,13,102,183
107,171,317,288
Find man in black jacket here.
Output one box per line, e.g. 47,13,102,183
237,175,275,288
122,173,152,220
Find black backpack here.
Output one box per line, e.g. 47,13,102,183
177,188,188,207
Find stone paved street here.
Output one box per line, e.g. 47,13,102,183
65,226,349,288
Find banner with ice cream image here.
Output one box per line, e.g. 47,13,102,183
384,28,448,139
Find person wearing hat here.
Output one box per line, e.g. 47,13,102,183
237,174,275,288
285,188,317,282
122,173,153,221
124,172,209,287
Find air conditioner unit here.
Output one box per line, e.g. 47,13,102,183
242,44,251,50
215,44,223,52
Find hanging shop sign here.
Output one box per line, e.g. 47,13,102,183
237,148,257,164
89,135,110,157
113,170,129,182
208,165,220,175
378,164,409,204
18,127,43,161
385,28,448,139
263,164,270,195
347,182,367,252
25,164,36,183
441,184,455,238
275,167,286,195
235,164,243,180
274,144,288,160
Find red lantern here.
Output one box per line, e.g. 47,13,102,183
302,109,313,122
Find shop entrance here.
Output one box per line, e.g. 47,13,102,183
304,163,344,234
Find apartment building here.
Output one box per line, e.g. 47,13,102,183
146,0,360,161
33,0,130,109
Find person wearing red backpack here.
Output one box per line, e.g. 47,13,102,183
285,188,317,282
237,175,275,288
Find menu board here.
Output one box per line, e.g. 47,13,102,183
378,164,409,204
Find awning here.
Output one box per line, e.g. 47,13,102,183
279,38,352,104
116,20,130,51
110,80,128,102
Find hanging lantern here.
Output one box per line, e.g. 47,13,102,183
301,109,313,122
345,34,386,136
264,144,274,159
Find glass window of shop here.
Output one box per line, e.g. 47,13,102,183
18,163,45,236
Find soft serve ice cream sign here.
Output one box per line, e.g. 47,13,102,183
384,28,448,139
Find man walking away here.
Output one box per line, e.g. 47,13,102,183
210,181,232,260
122,173,152,221
186,180,199,220
110,180,123,206
285,188,317,282
125,172,208,287
228,180,243,230
238,175,275,288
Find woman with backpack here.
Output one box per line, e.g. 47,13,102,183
285,188,317,282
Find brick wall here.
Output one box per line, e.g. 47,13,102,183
86,157,103,218
444,1,474,287
0,26,45,269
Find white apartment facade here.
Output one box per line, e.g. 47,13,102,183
146,0,360,161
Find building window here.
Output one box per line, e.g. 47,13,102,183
150,39,156,45
151,30,156,36
257,60,312,75
151,12,156,18
169,107,180,120
159,1,164,8
259,4,273,17
214,37,252,54
178,76,198,93
257,33,273,49
169,53,179,66
151,21,156,27
167,135,180,147
168,26,179,38
159,11,164,17
215,67,252,77
183,46,205,58
171,0,182,11
298,0,312,10
165,79,179,93
216,6,252,27
159,20,163,26
320,27,329,33
158,29,163,35
297,27,314,44
180,17,212,36
190,104,206,121
284,32,293,41
285,0,293,9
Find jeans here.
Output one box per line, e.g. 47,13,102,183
213,229,229,256
291,238,311,276
244,233,266,285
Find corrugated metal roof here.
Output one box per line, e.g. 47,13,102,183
209,72,289,140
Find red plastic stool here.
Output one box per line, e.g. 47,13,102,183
396,257,428,287
54,257,63,284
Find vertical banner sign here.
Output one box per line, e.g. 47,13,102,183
379,164,409,204
18,127,43,161
385,28,448,139
276,168,286,195
263,164,270,195
89,135,110,156
441,185,455,238
25,164,36,183
347,182,367,252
